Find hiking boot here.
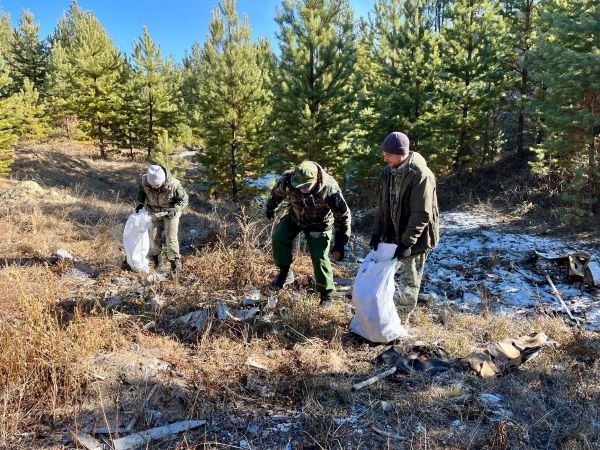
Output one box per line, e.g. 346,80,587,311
319,292,334,308
269,267,294,290
152,255,164,271
170,259,181,273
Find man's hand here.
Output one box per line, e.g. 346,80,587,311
330,242,345,262
393,243,412,260
135,204,144,213
166,208,177,219
266,209,274,220
369,234,381,251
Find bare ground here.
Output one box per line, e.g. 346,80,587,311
0,143,598,450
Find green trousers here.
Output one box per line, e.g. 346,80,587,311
148,211,181,260
272,214,334,294
394,251,428,322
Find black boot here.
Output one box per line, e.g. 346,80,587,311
152,255,164,271
170,259,181,273
319,291,333,308
269,267,294,290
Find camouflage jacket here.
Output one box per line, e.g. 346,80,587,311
266,163,351,240
137,165,189,214
372,152,439,254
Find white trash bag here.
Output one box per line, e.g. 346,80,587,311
123,210,152,273
350,242,410,343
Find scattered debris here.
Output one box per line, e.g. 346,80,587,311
585,261,600,287
546,275,580,325
479,393,503,404
372,425,405,441
177,309,210,332
72,432,102,450
246,356,271,372
55,248,75,260
352,367,397,391
110,420,206,450
379,400,394,412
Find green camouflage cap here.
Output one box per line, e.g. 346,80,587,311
291,161,318,190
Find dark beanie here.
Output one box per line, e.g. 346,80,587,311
382,132,410,155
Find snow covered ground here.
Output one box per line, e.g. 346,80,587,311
424,211,600,331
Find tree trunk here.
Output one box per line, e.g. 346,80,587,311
147,96,154,158
230,124,238,204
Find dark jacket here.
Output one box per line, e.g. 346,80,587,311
372,152,439,254
137,165,189,214
266,162,351,240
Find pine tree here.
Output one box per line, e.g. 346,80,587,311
14,78,47,140
440,0,509,175
132,27,182,157
0,9,13,98
502,0,541,159
150,130,188,178
113,59,144,158
195,0,272,202
0,57,18,177
367,0,442,164
270,0,359,175
531,0,600,215
9,10,49,95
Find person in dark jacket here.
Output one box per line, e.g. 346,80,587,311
266,161,351,307
370,132,439,322
135,164,188,273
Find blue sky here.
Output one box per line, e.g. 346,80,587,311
0,0,375,62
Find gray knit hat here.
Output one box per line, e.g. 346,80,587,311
382,132,410,155
147,165,165,186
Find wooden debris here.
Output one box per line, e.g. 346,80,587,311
246,356,270,372
352,367,397,390
111,420,206,450
73,432,104,450
546,275,580,325
372,425,405,441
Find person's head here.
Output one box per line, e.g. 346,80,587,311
147,165,166,189
382,132,410,168
291,161,318,193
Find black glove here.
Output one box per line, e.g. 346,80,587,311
266,209,274,220
167,208,177,219
135,204,144,213
330,233,348,261
393,243,412,260
369,234,381,251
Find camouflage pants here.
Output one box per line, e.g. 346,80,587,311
394,251,429,322
148,211,181,260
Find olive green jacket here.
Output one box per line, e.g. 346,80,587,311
372,152,439,254
137,165,188,214
266,162,351,240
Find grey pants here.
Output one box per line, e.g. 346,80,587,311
148,212,181,260
394,251,428,322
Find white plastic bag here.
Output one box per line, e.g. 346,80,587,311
349,242,409,343
123,210,152,273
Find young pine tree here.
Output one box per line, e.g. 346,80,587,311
150,130,188,178
9,10,49,95
440,0,509,176
14,78,47,140
132,27,182,157
532,0,600,216
195,0,272,203
67,11,124,157
0,57,19,177
270,0,359,175
368,0,442,164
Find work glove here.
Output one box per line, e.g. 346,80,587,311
135,204,144,213
266,209,274,220
166,208,177,219
369,234,381,251
330,232,348,261
393,243,412,260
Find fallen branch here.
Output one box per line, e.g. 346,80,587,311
111,420,206,450
372,425,405,441
545,275,580,325
352,367,397,391
73,432,104,450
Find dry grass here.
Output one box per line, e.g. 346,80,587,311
0,142,598,448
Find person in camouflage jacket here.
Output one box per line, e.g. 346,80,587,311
135,164,188,273
266,161,351,306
